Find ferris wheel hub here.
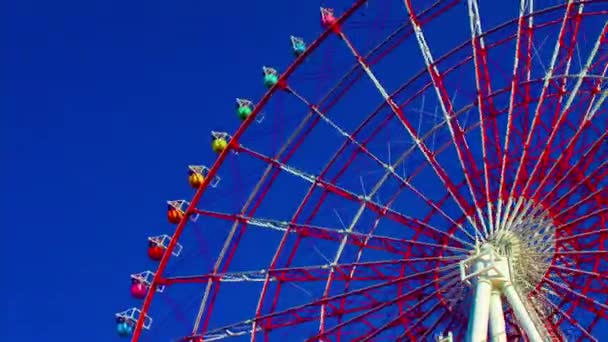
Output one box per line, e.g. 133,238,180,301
486,199,557,295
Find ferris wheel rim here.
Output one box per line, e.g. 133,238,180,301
129,0,371,340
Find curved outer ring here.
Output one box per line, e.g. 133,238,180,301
130,1,370,340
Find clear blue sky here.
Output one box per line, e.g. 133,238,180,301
2,0,606,341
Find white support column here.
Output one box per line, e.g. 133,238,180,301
461,242,546,342
436,332,453,342
489,290,507,342
502,282,543,342
466,259,493,342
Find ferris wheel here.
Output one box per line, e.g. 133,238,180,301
114,0,607,341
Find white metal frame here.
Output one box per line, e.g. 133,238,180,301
167,199,199,222
236,98,264,123
131,270,165,293
115,308,152,330
188,165,221,188
148,234,183,256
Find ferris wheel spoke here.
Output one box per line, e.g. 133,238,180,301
549,264,608,284
556,228,608,244
402,0,490,238
314,144,474,334
548,250,608,257
190,72,346,335
507,122,606,225
556,209,608,231
531,290,598,341
499,78,605,218
257,112,434,340
499,0,534,233
503,0,582,229
378,81,571,242
357,277,460,342
193,265,458,341
520,19,607,199
194,208,468,256
543,160,607,214
466,0,502,237
329,26,485,237
316,254,459,339
234,144,471,247
211,8,432,332
251,61,476,339
248,77,407,339
482,76,603,231
542,277,608,322
159,257,461,286
543,169,607,218
553,250,607,267
286,86,399,175
248,119,396,339
307,269,460,341
527,79,607,202
544,249,608,275
553,187,607,221
286,85,477,245
363,94,483,241
536,133,607,207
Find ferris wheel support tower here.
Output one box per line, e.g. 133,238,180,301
459,243,547,342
